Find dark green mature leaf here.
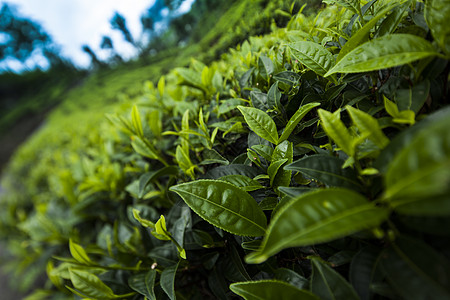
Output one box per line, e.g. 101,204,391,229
310,257,359,300
161,262,179,300
69,268,116,299
139,166,179,198
259,55,274,79
267,82,282,110
250,91,269,111
238,106,278,145
246,189,388,264
349,246,382,300
375,0,411,37
273,71,301,86
380,236,450,299
129,270,157,300
230,280,320,300
271,141,294,189
285,154,362,190
170,180,267,236
326,34,438,76
395,80,430,113
279,102,320,143
204,164,263,179
425,0,450,55
337,3,400,62
275,268,308,289
219,175,264,192
383,106,450,213
288,41,335,77
268,159,288,187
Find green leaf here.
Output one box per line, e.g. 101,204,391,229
259,55,274,79
154,215,172,241
288,41,335,77
268,159,288,187
133,209,155,228
279,102,320,143
384,107,450,214
326,34,438,76
337,3,399,62
238,106,278,144
148,110,162,138
131,136,159,159
323,0,361,16
170,180,267,236
205,164,263,179
218,99,246,116
219,175,264,192
310,257,359,300
318,109,355,156
425,0,450,55
161,262,179,300
69,268,116,299
384,96,415,125
246,188,388,264
375,0,411,37
230,280,320,300
346,106,389,149
349,246,382,300
131,105,144,138
69,239,92,265
380,236,450,299
128,270,157,300
267,82,281,110
285,154,362,190
274,268,308,289
271,141,294,189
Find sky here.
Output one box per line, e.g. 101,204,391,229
0,0,195,70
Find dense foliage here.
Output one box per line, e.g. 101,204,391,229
1,0,449,299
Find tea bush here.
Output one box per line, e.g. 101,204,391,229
1,0,450,299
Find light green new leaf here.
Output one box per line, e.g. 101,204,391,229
69,268,116,299
219,175,264,192
337,3,400,62
131,136,159,160
285,154,362,190
161,262,179,300
131,105,144,138
310,257,359,300
425,0,450,55
148,110,162,138
128,270,157,300
288,41,335,77
238,106,278,145
326,34,438,76
246,188,388,264
323,0,360,16
230,280,320,300
380,236,450,299
346,106,389,149
384,107,450,214
170,180,267,236
318,109,355,156
279,102,320,143
384,96,415,125
69,239,92,265
154,215,171,241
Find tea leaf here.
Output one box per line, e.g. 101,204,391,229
318,109,355,156
69,239,92,265
285,154,362,190
346,106,389,149
238,106,278,144
131,105,144,138
69,268,116,299
170,180,267,236
425,0,450,55
131,136,159,159
310,257,359,300
288,41,335,77
129,270,157,300
326,34,438,76
230,280,320,300
161,262,179,300
246,188,388,263
279,102,320,143
219,175,264,192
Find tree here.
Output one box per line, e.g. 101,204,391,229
82,45,104,69
110,12,135,47
0,3,51,65
100,36,122,64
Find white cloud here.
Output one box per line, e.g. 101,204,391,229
1,0,157,67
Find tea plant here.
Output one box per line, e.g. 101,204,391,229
1,0,449,299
